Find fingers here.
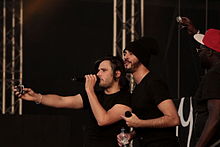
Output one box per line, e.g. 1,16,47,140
120,115,131,127
121,113,139,127
14,86,33,98
85,74,97,81
181,17,191,23
85,74,97,86
14,86,23,97
117,134,123,147
85,74,97,92
181,17,190,22
120,115,127,120
121,112,134,120
179,17,193,27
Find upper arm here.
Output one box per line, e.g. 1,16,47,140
157,99,180,125
60,94,83,109
158,99,178,116
101,104,132,126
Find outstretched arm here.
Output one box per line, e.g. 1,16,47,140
122,99,180,128
195,99,220,147
14,87,83,109
85,75,132,126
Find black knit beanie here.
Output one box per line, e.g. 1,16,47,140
124,37,159,68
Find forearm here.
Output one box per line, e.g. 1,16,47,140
137,115,180,128
196,117,219,147
35,94,83,109
86,90,108,126
35,94,66,108
196,124,217,147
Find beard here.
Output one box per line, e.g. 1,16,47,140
98,79,114,89
124,60,141,73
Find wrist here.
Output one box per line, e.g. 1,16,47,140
35,93,43,104
85,88,95,94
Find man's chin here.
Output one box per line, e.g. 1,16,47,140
99,83,106,88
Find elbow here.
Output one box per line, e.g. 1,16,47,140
167,114,180,127
97,119,109,126
173,115,181,126
97,121,107,126
97,122,105,126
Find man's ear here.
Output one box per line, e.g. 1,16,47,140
115,70,121,79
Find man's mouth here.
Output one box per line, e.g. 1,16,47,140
99,79,104,82
124,61,131,66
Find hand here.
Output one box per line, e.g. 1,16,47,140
121,112,141,127
179,17,198,35
85,74,97,92
117,132,132,147
14,86,39,102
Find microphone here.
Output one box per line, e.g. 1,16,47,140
176,16,183,23
125,111,132,118
72,76,86,82
176,16,187,30
124,111,133,133
72,75,100,83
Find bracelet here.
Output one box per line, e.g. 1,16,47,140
35,93,43,104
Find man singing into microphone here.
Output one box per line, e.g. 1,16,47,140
15,55,132,147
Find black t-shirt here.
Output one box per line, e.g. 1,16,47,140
131,72,177,143
193,63,220,146
80,89,131,147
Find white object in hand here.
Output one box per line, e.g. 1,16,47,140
120,127,129,145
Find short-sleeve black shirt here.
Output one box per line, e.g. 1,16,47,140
131,72,177,143
80,89,131,147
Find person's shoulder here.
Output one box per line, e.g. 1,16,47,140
116,89,131,106
147,72,166,83
213,63,220,73
207,63,220,76
201,65,220,86
146,73,169,91
118,89,131,96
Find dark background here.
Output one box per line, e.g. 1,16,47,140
23,0,220,113
23,0,113,114
1,0,220,146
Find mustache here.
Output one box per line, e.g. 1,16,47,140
124,59,131,64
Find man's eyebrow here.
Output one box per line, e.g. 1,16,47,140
98,67,107,71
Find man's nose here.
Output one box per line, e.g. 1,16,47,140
124,52,130,59
97,72,101,77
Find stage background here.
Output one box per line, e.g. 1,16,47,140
0,0,220,146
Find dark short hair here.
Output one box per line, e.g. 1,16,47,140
95,55,129,90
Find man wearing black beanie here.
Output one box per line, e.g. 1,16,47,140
117,37,180,147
